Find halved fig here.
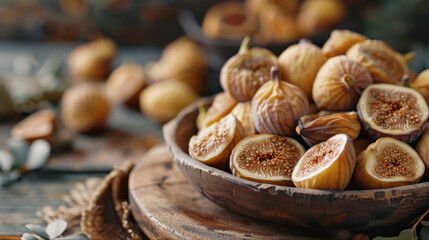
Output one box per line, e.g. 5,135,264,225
220,37,278,102
230,134,305,186
189,114,244,170
11,109,56,143
197,92,237,130
292,134,356,190
353,137,425,189
296,111,361,146
357,84,429,143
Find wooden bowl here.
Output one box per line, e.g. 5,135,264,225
163,97,429,233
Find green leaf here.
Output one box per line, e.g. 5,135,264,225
7,138,29,167
421,226,429,240
56,233,90,240
0,150,13,173
422,221,429,227
46,220,67,239
373,228,415,240
21,233,39,240
0,170,21,187
25,140,50,170
25,224,50,240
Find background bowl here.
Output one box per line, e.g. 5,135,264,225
163,97,429,233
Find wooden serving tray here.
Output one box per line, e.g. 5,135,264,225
129,145,354,240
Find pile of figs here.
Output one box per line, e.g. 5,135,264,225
189,30,429,191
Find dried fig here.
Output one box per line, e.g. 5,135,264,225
11,109,56,143
68,38,117,81
230,134,305,186
353,137,425,189
357,84,429,143
297,0,346,36
292,134,356,190
197,92,237,130
322,29,367,58
189,114,244,170
140,80,200,123
106,62,146,108
147,37,207,94
202,1,257,41
220,37,278,102
411,69,429,105
278,40,327,100
61,83,110,133
415,123,429,179
246,0,300,19
346,40,408,85
312,55,373,111
231,102,256,137
252,68,310,136
353,138,371,157
296,111,361,146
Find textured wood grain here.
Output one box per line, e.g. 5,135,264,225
162,98,429,234
129,145,354,239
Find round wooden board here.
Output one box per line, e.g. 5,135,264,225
129,145,355,240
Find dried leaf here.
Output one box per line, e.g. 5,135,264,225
25,139,50,170
25,224,50,240
56,233,90,240
46,220,67,239
21,233,39,240
0,150,13,173
7,138,29,167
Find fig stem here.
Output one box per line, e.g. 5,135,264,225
402,74,411,88
239,36,251,54
403,52,416,64
343,74,354,87
270,67,280,82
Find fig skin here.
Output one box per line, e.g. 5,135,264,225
346,40,408,85
252,68,310,136
322,30,367,58
197,92,237,130
189,114,244,170
312,55,373,111
220,37,278,102
278,41,327,100
353,137,425,189
411,69,429,105
11,109,56,144
230,134,305,186
357,84,429,143
292,134,356,190
296,111,361,146
231,102,256,137
415,123,429,179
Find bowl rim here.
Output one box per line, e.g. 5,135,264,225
163,97,429,196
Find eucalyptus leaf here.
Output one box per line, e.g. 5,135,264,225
56,233,90,240
21,233,39,240
399,228,414,238
0,170,21,187
0,150,13,173
7,138,29,167
25,140,50,170
46,220,67,239
25,224,50,240
422,221,429,227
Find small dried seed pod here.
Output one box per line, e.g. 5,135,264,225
292,134,356,190
346,40,408,85
358,84,429,143
106,63,146,108
197,92,237,130
278,41,327,100
353,137,425,189
231,102,256,137
296,111,361,146
189,114,244,170
140,80,200,123
220,37,278,102
322,30,367,58
61,83,110,133
252,68,310,136
411,69,429,105
230,134,305,186
11,109,56,143
312,55,373,111
415,123,429,179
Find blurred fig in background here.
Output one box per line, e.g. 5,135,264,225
202,1,257,41
61,82,110,133
139,80,200,124
106,62,147,108
297,0,346,36
68,37,117,82
11,109,56,144
411,69,429,105
246,0,300,19
147,37,207,94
